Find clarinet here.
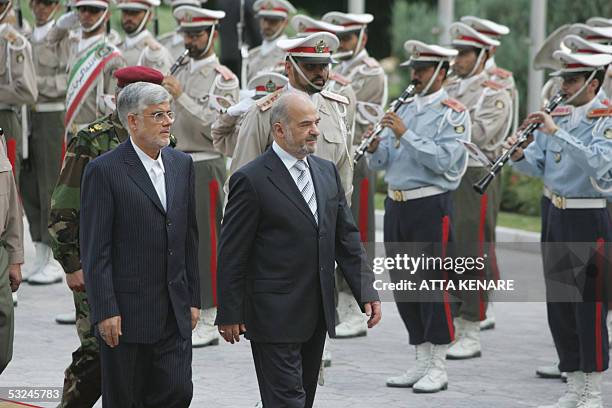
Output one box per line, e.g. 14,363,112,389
473,91,566,194
353,80,417,163
169,49,190,76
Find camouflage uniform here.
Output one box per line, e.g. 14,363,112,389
49,112,127,408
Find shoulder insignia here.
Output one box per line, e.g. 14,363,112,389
215,65,237,82
330,72,351,86
482,80,506,91
489,66,513,79
551,106,572,116
587,107,612,119
363,57,379,68
441,98,466,113
256,89,283,112
320,89,349,105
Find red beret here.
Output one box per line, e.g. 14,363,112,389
114,66,165,88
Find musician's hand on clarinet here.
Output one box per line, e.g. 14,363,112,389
162,75,183,99
381,112,407,138
525,111,558,135
504,134,531,162
366,136,381,153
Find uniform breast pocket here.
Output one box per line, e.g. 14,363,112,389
37,47,59,69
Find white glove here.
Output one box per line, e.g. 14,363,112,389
227,97,255,117
56,11,80,30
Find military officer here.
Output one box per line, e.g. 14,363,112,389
568,24,612,99
370,40,470,393
246,0,296,81
157,0,202,59
321,11,388,339
212,71,287,157
0,0,38,183
507,49,612,408
48,0,125,138
162,5,239,348
443,22,512,360
116,0,173,72
48,66,166,408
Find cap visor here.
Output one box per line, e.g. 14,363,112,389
294,56,334,64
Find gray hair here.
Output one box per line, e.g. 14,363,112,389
269,91,313,128
117,82,171,132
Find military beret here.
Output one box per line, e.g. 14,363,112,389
114,66,164,88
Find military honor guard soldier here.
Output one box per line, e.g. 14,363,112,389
158,0,204,59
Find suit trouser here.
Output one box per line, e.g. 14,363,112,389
0,247,13,375
99,312,193,408
543,204,610,373
0,110,22,183
384,192,455,345
451,167,501,322
251,312,327,408
20,111,64,244
193,156,225,309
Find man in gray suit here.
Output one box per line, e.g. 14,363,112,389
80,82,200,407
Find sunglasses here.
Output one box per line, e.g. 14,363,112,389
77,5,105,14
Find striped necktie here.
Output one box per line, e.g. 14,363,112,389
293,159,318,224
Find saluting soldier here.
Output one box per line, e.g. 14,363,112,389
49,0,125,138
321,11,388,339
246,0,295,81
162,5,239,348
157,0,201,59
443,22,512,360
0,0,38,182
116,0,173,73
48,67,166,408
507,49,612,408
19,0,69,286
212,71,287,157
369,40,470,393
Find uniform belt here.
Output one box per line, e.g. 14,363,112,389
550,193,607,210
33,102,65,112
543,185,552,199
388,186,446,202
189,151,222,162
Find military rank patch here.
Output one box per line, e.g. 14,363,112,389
455,125,465,134
15,53,23,63
495,100,505,109
604,128,612,139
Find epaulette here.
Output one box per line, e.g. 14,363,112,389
85,119,113,136
587,107,612,119
441,98,466,113
482,80,506,91
330,72,351,86
320,89,349,105
256,89,283,112
215,65,237,82
363,57,379,68
551,106,572,116
489,66,513,79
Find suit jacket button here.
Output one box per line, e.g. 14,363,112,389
168,249,174,256
167,220,172,226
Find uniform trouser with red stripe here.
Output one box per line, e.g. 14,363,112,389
450,167,501,322
0,110,21,183
543,205,610,373
384,192,455,345
193,156,225,310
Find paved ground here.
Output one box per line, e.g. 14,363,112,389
0,229,611,407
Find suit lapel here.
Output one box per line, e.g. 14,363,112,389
123,139,166,214
264,149,318,229
162,149,177,212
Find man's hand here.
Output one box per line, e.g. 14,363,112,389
380,111,407,138
218,323,246,344
66,269,86,292
524,111,558,135
364,301,382,329
503,134,534,162
8,264,21,292
191,307,200,330
98,316,122,348
162,75,183,99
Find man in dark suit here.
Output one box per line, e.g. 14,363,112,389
216,91,382,408
80,82,200,407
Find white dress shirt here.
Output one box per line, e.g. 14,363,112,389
131,138,167,211
272,141,317,202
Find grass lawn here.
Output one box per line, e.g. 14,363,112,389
374,193,541,233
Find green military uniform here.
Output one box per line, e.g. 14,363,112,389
49,112,127,408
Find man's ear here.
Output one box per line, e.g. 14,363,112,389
361,32,368,48
127,113,139,134
272,122,284,139
589,77,600,94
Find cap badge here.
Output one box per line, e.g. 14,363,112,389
315,40,326,53
265,79,276,93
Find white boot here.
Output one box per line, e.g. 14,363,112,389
22,242,47,281
28,244,63,285
192,307,219,348
536,362,563,379
335,292,367,338
322,338,332,367
537,371,584,408
606,313,611,347
55,311,77,325
480,303,496,330
447,319,481,359
386,342,431,388
576,372,603,408
12,292,17,306
413,344,448,393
